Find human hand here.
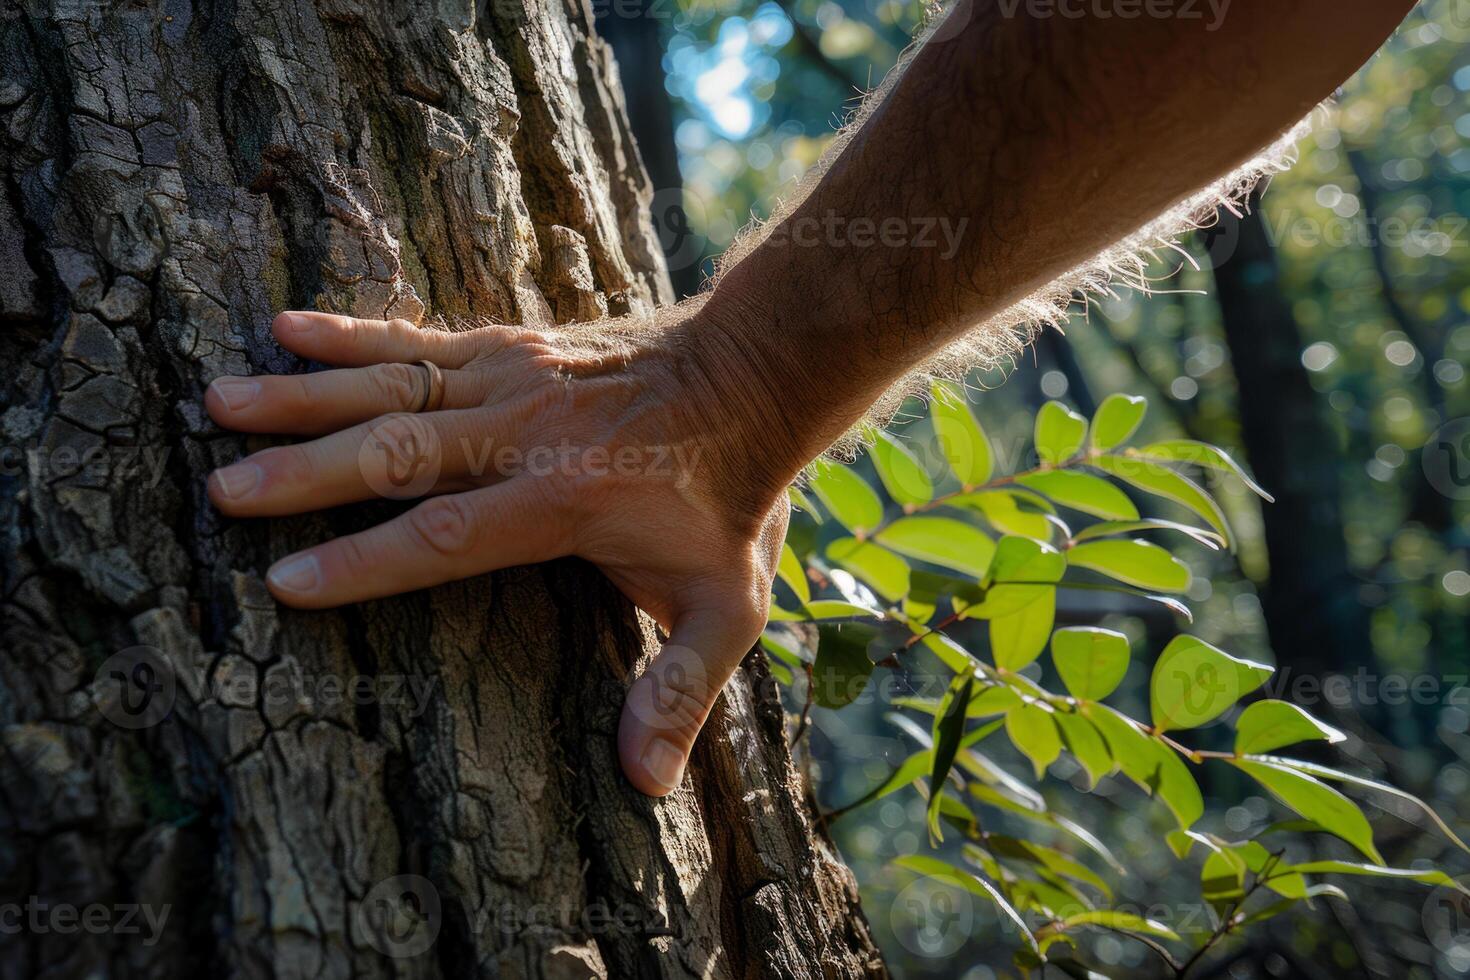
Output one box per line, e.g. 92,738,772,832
205,309,791,796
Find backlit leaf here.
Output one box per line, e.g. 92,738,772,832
1136,440,1274,502
1085,703,1202,829
1088,394,1148,451
1035,402,1089,464
930,381,994,487
777,543,810,606
1054,711,1113,788
872,430,935,506
1234,700,1345,756
809,462,884,533
1232,759,1382,863
1150,636,1272,732
1067,539,1190,593
1052,627,1131,701
990,590,1055,671
1091,455,1233,550
1017,470,1139,520
1061,909,1180,942
1070,518,1224,551
876,516,995,579
1006,703,1062,779
826,537,910,603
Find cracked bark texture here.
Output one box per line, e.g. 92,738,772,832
0,2,886,977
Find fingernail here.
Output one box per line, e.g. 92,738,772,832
640,738,685,791
210,378,260,411
281,312,313,333
212,462,262,500
268,554,321,594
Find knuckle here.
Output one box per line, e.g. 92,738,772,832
408,496,475,556
648,666,716,731
371,413,432,463
369,362,422,409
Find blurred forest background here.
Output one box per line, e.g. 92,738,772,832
596,1,1470,976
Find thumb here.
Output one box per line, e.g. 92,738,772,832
617,609,756,797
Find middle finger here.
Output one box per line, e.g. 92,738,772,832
207,407,519,517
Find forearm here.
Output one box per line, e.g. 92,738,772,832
688,0,1413,478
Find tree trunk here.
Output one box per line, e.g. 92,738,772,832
0,3,885,978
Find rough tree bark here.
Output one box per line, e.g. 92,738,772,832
0,2,885,977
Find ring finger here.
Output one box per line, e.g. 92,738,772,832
206,362,488,436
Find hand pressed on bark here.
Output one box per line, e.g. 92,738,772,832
206,309,791,797
206,0,1414,796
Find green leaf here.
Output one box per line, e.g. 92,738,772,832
1089,394,1148,451
1276,861,1465,889
1051,627,1131,701
788,485,822,520
891,855,1039,951
803,599,884,621
1017,471,1139,520
1090,455,1233,550
927,672,976,842
1070,519,1225,551
1085,703,1202,829
875,516,995,579
1136,439,1274,502
1234,700,1345,756
1060,909,1180,942
760,629,811,667
871,430,935,506
1005,703,1062,779
1054,711,1113,788
990,591,1055,671
917,631,982,674
930,381,994,487
1067,539,1190,594
1150,636,1272,732
953,490,1063,541
1232,759,1383,863
1035,402,1089,464
989,536,1067,584
1246,756,1470,855
777,543,811,606
825,537,910,603
808,462,884,533
985,836,1112,897
811,624,878,709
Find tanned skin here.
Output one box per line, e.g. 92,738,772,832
205,0,1418,796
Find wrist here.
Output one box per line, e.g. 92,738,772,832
660,291,818,499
